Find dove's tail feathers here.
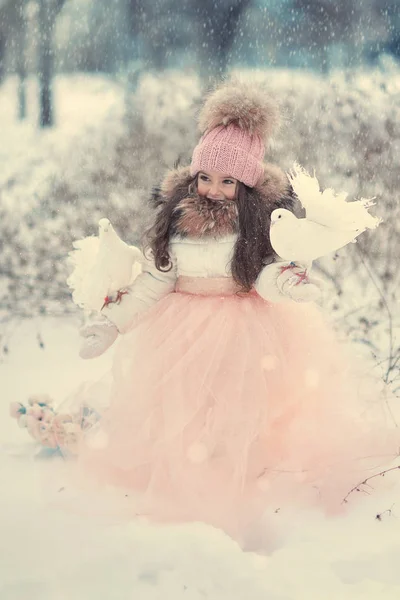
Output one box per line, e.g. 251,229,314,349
360,197,382,228
368,216,382,230
352,197,382,230
361,197,376,208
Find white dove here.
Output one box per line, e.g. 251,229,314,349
270,164,382,264
270,209,364,264
67,218,143,313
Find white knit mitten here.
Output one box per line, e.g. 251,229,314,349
255,261,323,303
277,263,323,302
79,314,119,359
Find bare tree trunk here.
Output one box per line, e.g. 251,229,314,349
16,0,27,120
37,0,65,128
197,0,252,83
0,32,5,84
38,0,53,127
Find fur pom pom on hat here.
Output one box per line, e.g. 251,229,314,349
190,79,280,187
198,79,280,141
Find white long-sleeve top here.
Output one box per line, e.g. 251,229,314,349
103,234,293,333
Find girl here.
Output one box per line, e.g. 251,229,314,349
13,80,399,548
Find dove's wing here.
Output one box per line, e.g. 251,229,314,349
288,164,381,231
288,165,352,228
287,164,334,225
99,227,142,291
271,218,360,262
67,236,100,309
307,190,380,231
84,224,137,309
318,196,381,231
67,221,144,313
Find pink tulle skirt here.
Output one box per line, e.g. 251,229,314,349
75,279,399,543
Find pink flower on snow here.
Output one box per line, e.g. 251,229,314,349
9,402,24,419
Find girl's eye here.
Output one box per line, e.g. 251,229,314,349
223,180,235,185
199,175,209,182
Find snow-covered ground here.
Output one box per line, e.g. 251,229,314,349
1,318,400,600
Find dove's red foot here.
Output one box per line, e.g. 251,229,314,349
294,271,309,285
101,295,113,310
115,289,128,304
101,289,128,311
279,262,296,275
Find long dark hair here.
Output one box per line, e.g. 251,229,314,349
144,175,286,292
143,176,198,271
231,182,276,290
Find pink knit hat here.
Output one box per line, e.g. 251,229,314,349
190,80,280,188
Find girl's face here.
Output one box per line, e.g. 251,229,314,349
197,170,238,201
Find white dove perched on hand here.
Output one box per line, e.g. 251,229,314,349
67,218,143,313
270,163,382,264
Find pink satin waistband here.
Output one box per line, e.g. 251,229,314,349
175,276,244,296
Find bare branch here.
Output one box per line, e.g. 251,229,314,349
342,463,400,504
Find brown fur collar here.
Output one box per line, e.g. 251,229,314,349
150,163,296,238
171,194,238,237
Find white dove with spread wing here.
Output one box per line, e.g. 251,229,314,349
270,164,381,264
287,163,381,231
67,218,143,313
